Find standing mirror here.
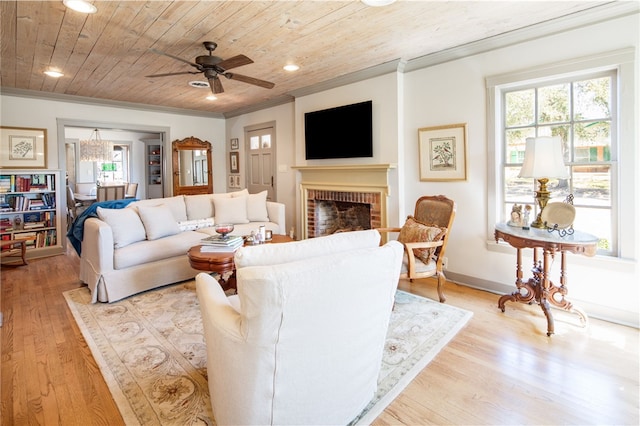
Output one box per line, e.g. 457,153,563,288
172,137,213,196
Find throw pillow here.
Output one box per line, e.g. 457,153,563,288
230,188,249,198
213,196,249,224
246,191,269,222
137,204,181,240
397,216,447,264
96,207,147,248
177,217,215,231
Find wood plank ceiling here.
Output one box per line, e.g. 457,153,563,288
0,1,610,117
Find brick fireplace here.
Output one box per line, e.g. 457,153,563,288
307,189,381,237
293,164,395,239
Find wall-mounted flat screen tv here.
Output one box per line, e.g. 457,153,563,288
304,100,373,160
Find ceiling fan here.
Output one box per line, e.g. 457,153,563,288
146,41,275,95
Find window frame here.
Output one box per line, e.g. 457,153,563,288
486,49,636,260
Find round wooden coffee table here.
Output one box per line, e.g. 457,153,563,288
188,234,294,292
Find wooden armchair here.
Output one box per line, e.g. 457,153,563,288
378,195,456,302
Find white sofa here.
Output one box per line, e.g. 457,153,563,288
196,230,404,425
79,190,285,303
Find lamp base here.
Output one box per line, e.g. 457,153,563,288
531,177,551,229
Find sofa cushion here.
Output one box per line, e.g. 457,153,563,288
246,191,269,222
96,206,146,248
230,188,249,198
137,204,181,240
213,196,250,224
185,194,215,220
113,231,206,270
129,195,188,222
397,215,447,263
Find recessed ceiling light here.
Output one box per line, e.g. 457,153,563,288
44,70,64,78
361,0,396,6
206,95,217,101
63,0,97,14
283,64,300,72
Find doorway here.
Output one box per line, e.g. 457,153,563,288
245,122,276,200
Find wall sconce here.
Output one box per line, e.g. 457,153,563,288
518,136,569,228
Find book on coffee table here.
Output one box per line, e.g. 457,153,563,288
200,235,243,247
199,244,241,253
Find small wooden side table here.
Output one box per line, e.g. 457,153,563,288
494,223,598,336
0,239,28,266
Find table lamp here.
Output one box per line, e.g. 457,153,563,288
518,136,569,228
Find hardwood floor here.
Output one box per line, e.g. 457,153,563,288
2,246,638,425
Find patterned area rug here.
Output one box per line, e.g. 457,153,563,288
64,281,472,425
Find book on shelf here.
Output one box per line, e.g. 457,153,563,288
200,234,244,247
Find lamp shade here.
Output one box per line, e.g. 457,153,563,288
518,136,569,179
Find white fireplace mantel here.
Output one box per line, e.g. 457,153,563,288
292,164,396,239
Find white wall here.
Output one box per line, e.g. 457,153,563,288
0,96,227,193
401,13,639,325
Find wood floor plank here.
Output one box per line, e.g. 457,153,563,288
1,246,638,425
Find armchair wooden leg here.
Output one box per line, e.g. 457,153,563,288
437,272,446,303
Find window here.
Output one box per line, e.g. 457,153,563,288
487,49,635,258
99,145,130,184
503,72,615,254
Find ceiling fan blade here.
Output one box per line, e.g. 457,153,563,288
145,71,200,78
208,76,224,94
225,73,275,89
149,48,201,70
216,54,253,71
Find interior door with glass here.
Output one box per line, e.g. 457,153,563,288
246,126,275,200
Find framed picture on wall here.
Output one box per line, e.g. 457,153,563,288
230,152,239,173
234,175,241,188
230,138,239,150
418,123,467,181
0,126,48,169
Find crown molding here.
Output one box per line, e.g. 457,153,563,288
404,1,639,72
0,87,225,119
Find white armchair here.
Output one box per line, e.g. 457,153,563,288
196,230,404,425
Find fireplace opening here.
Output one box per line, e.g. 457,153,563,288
316,201,371,235
306,189,381,238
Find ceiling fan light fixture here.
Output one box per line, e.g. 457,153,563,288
361,0,396,6
283,64,300,72
63,0,97,14
44,69,64,78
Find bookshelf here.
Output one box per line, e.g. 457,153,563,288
0,171,64,260
145,140,163,199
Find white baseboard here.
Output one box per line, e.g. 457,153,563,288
446,271,639,329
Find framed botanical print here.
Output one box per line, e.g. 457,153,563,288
0,126,48,169
418,123,467,181
230,152,239,173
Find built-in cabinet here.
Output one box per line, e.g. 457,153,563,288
144,140,163,199
0,171,64,259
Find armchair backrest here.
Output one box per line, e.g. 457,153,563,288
414,194,456,258
197,233,403,425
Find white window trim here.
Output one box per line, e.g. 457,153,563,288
486,48,636,261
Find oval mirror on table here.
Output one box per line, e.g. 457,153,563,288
172,136,213,196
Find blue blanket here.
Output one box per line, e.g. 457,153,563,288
67,199,138,256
